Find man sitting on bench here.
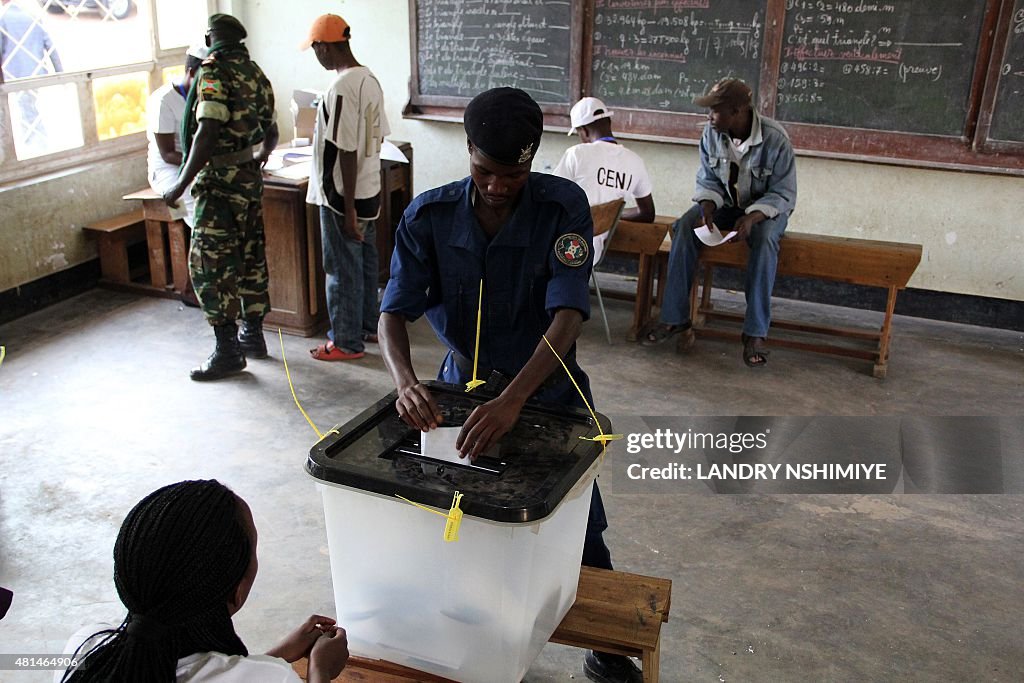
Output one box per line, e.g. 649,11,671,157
643,78,797,368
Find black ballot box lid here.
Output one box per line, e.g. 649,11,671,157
306,381,610,523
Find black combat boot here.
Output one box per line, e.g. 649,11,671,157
238,315,268,359
190,322,247,381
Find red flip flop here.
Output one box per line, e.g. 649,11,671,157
310,342,365,362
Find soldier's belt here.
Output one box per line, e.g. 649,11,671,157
208,146,256,169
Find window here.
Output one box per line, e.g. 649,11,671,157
0,0,211,183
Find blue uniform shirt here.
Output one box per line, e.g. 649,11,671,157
382,173,595,407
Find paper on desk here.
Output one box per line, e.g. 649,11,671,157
695,224,738,247
421,427,468,465
381,140,409,163
266,160,312,180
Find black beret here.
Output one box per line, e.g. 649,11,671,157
208,13,247,40
464,87,543,166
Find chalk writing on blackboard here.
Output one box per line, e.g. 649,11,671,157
590,0,766,112
988,2,1024,142
776,0,987,136
416,0,572,104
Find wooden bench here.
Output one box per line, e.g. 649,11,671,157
689,232,922,378
82,210,147,287
291,566,672,683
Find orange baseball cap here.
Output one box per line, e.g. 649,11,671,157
300,14,350,50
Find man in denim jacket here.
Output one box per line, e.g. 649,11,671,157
644,78,797,367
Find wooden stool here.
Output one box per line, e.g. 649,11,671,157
82,210,147,287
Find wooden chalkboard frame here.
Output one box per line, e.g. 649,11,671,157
976,0,1024,154
406,0,1024,176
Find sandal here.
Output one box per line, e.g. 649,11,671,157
677,327,696,353
741,334,769,368
641,322,691,347
310,341,365,362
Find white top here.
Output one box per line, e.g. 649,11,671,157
552,140,653,207
552,140,653,261
307,65,391,214
56,623,301,683
146,82,187,178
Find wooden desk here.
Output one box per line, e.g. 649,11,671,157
123,141,413,337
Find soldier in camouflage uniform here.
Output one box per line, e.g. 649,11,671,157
164,13,279,381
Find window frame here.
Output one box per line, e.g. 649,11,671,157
0,0,212,185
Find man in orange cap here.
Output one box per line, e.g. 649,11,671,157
302,14,390,362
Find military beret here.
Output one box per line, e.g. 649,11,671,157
208,13,247,40
464,87,543,166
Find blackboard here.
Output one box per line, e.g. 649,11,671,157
590,0,768,113
414,0,574,104
775,0,988,136
407,0,1023,174
988,0,1024,143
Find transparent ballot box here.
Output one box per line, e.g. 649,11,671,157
306,381,609,682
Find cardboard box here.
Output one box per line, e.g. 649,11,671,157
290,89,319,142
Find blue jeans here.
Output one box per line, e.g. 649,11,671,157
320,207,380,353
660,204,788,338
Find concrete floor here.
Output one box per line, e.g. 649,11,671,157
0,284,1022,682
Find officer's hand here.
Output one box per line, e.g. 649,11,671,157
732,211,766,243
396,383,443,432
342,213,364,242
163,185,183,209
457,395,523,460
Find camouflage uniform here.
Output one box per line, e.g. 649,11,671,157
186,43,275,325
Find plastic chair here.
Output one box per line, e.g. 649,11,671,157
589,198,626,344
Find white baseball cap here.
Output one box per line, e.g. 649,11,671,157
186,42,210,60
568,97,613,135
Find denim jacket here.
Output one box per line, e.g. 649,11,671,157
693,112,797,219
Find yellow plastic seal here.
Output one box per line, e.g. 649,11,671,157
541,335,622,457
396,491,465,543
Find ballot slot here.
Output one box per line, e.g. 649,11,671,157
383,432,509,476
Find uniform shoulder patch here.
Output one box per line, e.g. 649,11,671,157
199,73,224,98
554,233,589,267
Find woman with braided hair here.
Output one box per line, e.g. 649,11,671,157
56,480,348,682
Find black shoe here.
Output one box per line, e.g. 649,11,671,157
191,322,247,381
238,316,268,359
583,651,643,683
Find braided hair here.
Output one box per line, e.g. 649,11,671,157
62,480,253,682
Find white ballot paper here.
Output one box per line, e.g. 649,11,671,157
695,224,738,246
420,427,468,465
381,139,409,163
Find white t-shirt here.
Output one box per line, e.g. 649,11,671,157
56,623,301,683
552,140,653,261
306,65,391,218
146,82,186,178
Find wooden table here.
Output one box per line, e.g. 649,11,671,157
123,141,413,337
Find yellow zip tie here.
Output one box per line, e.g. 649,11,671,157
540,335,622,456
395,491,465,542
279,328,323,440
0,346,5,368
465,279,486,392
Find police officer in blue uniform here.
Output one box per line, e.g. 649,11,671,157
378,87,642,683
